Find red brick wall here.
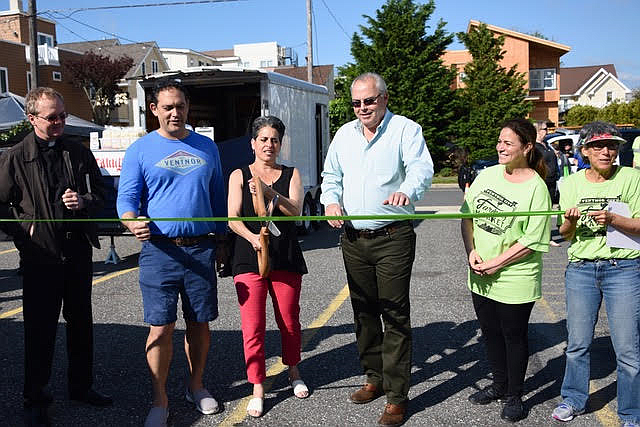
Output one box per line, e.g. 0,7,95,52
0,13,56,45
0,14,22,44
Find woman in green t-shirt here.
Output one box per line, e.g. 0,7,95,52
461,118,551,423
551,121,640,425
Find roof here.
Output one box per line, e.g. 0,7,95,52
140,67,329,95
201,48,235,58
58,39,120,53
58,40,161,78
270,65,333,87
559,64,618,95
468,20,571,53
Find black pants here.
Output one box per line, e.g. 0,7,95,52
471,292,535,397
340,222,416,404
22,239,94,407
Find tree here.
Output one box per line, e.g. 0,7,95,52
565,100,640,127
62,52,134,125
329,0,458,164
328,76,353,138
455,23,532,161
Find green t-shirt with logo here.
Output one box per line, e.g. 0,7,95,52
461,165,551,304
558,166,640,261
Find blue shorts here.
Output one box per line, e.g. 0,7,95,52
139,238,218,325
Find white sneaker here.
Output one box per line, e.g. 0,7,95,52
551,403,584,422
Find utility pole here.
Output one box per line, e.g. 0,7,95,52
28,0,39,89
306,0,313,83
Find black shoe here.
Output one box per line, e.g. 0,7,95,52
24,390,53,408
501,396,526,422
70,389,113,407
24,406,51,427
468,384,506,405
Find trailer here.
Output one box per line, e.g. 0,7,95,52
90,67,330,262
139,67,331,234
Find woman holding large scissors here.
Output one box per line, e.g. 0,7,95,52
227,116,309,418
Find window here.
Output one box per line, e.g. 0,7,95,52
26,71,32,91
151,60,158,73
260,60,273,67
243,61,251,68
37,33,54,47
52,71,62,81
198,60,204,66
529,68,556,90
0,67,8,94
606,91,613,103
141,62,146,75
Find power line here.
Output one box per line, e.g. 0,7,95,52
43,12,134,58
318,0,350,40
40,0,245,17
46,11,155,49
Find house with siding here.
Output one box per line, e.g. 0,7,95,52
0,0,92,120
442,20,571,126
559,64,631,114
58,39,170,127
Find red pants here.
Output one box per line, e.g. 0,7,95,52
234,270,302,384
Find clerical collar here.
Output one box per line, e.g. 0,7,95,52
35,134,57,148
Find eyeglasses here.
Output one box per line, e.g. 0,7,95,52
35,112,68,124
540,127,548,132
351,93,381,108
586,141,619,151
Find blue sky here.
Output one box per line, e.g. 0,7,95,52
14,0,640,89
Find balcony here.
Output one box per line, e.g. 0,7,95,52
24,44,60,66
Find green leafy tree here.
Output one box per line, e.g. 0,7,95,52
329,75,354,137
454,23,532,161
329,0,458,164
565,105,599,126
62,51,134,125
565,100,640,127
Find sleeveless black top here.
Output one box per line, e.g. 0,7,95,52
232,165,308,276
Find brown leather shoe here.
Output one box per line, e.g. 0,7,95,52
378,402,407,426
349,383,383,404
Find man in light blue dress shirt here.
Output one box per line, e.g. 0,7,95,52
321,72,433,426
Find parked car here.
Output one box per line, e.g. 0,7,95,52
618,127,640,167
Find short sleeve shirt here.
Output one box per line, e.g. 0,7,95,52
461,165,551,304
559,167,640,261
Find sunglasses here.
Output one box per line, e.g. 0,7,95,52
35,112,68,123
586,141,619,151
351,93,381,108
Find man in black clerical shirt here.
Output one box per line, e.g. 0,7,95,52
0,87,111,427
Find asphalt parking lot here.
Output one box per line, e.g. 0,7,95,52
0,186,622,426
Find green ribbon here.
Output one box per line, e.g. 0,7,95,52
0,210,563,223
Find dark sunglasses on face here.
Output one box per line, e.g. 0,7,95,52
587,141,619,151
36,112,68,123
351,93,381,108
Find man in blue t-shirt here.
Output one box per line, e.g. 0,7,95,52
117,79,226,425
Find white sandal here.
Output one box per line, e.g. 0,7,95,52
290,379,309,399
246,397,263,417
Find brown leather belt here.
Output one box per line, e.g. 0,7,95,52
344,220,412,240
150,234,213,247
